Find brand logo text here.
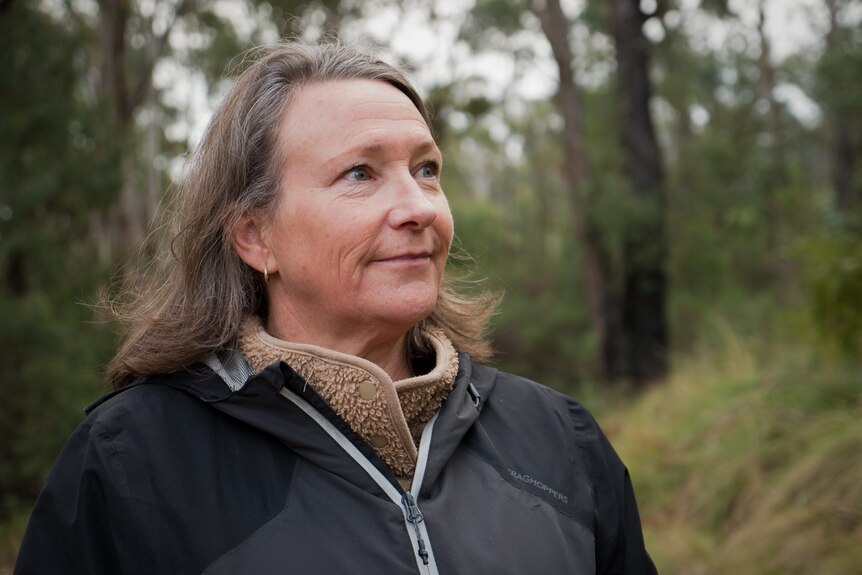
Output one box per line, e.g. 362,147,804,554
508,469,569,504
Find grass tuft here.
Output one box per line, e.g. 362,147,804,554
603,323,862,575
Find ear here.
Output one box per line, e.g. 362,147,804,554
232,214,275,275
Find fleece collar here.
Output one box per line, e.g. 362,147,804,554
236,316,459,480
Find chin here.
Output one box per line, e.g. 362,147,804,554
381,299,438,331
360,283,440,330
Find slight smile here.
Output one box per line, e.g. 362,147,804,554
372,252,433,264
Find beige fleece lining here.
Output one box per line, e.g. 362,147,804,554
237,316,459,480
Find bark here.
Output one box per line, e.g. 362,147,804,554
531,0,620,382
825,0,856,215
98,0,130,126
610,0,669,383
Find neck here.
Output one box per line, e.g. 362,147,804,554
266,310,413,381
365,338,413,381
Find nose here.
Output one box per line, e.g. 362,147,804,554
386,174,438,230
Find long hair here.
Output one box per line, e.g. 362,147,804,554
106,42,499,390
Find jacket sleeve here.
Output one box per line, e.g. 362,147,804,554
595,425,658,575
14,419,124,575
572,403,658,575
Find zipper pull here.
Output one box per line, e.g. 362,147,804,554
467,382,481,410
401,492,430,565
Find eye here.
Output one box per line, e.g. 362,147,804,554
416,161,440,179
344,165,371,182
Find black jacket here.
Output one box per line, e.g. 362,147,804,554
15,354,657,574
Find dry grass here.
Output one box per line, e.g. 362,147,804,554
605,322,862,575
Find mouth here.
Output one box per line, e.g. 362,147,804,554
372,251,433,264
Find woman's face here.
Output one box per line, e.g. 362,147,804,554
261,79,453,346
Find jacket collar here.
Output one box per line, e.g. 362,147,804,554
235,318,460,480
88,353,498,497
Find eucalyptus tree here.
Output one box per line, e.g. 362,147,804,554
529,0,620,382
820,0,862,218
607,0,669,382
463,0,670,384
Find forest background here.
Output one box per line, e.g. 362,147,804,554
2,0,861,572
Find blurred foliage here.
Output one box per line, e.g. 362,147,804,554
0,8,103,416
0,3,119,562
3,0,862,571
804,231,862,359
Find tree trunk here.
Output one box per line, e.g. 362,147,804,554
756,0,785,254
825,0,857,215
98,0,130,126
92,0,193,263
609,0,669,383
531,0,620,382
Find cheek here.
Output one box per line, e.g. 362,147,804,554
266,199,323,271
273,194,329,245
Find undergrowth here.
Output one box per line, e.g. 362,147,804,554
603,319,862,575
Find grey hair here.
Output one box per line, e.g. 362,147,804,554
107,41,498,390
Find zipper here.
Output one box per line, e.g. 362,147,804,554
402,491,429,565
279,387,440,575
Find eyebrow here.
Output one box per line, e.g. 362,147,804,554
354,139,439,157
321,138,441,171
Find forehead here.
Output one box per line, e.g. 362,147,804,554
278,79,435,160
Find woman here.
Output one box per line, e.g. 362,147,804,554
15,42,656,574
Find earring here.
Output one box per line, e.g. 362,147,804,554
263,264,269,283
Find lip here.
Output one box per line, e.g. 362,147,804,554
372,252,433,264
